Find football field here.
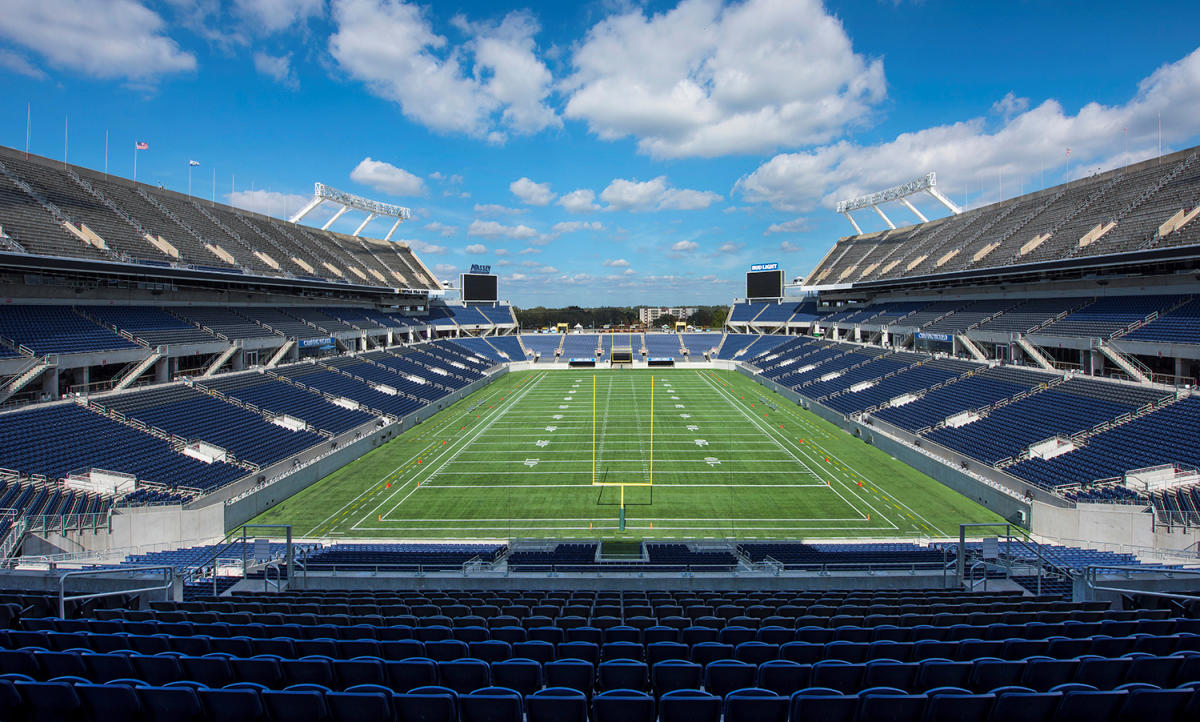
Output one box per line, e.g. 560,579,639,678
251,368,1003,539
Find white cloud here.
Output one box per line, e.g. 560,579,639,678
350,157,427,196
406,239,448,254
559,188,600,213
764,217,810,234
600,176,722,211
234,0,323,33
623,268,637,275
518,247,541,255
460,11,562,136
253,52,297,89
0,0,196,81
0,49,45,79
508,273,529,281
433,262,456,274
535,265,559,274
474,203,525,216
603,258,631,268
563,0,885,158
671,240,699,252
991,91,1029,118
552,221,604,233
780,240,802,252
737,47,1200,215
465,243,488,254
467,219,540,240
227,190,311,218
329,0,556,139
424,222,456,237
510,177,555,206
716,241,743,253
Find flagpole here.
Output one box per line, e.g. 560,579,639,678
133,146,138,182
63,115,68,166
104,130,108,177
212,168,216,203
188,163,192,196
25,102,30,157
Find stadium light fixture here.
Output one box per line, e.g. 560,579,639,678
289,182,413,240
836,172,961,234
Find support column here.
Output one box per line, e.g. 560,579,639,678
231,349,246,372
41,367,60,400
1089,350,1105,376
154,357,170,384
75,366,90,393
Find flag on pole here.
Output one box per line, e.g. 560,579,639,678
135,141,149,150
189,160,199,167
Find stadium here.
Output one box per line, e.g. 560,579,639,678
1,2,1200,719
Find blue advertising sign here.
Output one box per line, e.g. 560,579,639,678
749,262,779,271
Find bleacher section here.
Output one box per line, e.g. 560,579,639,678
680,334,719,357
807,145,1200,287
83,306,218,346
560,335,599,360
197,373,377,435
97,385,325,467
872,366,1055,432
0,403,245,495
520,335,562,363
1007,397,1200,490
0,306,138,355
477,305,517,325
4,573,1200,722
0,145,440,290
714,334,758,359
485,335,528,362
925,378,1169,465
644,334,683,360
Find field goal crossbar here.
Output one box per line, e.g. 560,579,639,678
591,374,655,530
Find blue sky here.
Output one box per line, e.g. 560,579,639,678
1,0,1198,307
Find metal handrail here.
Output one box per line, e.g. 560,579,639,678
58,565,174,618
1082,564,1200,603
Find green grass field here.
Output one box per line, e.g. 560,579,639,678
250,369,1003,540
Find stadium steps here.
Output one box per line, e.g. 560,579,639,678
1095,341,1153,383
133,186,250,271
0,355,55,405
957,334,988,362
265,340,295,368
200,344,239,377
1014,336,1056,371
111,351,163,392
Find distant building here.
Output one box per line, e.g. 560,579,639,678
639,306,697,325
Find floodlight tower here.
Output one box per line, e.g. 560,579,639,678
290,182,412,240
836,172,961,234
